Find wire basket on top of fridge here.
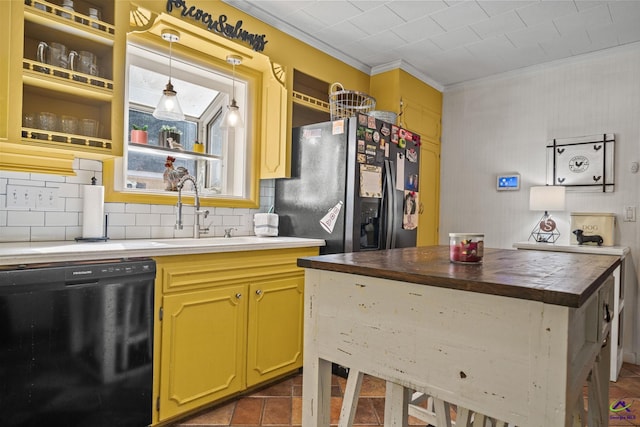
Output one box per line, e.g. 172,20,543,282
328,82,376,120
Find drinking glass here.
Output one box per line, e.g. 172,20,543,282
81,118,99,137
23,113,36,128
38,112,58,131
37,42,69,70
61,115,78,134
69,50,98,76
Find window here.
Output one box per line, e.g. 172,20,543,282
120,42,250,199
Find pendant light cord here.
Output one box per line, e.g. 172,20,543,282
231,61,236,102
168,39,173,84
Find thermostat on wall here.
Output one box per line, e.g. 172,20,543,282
496,173,520,191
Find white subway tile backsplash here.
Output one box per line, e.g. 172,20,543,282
0,159,274,242
207,215,223,226
126,204,151,214
0,171,30,180
31,173,65,183
221,216,241,226
107,226,126,240
124,226,152,239
65,226,82,240
160,214,178,227
0,227,30,242
136,213,160,226
56,182,81,198
105,203,126,213
68,170,99,185
151,204,175,214
31,226,66,241
46,211,78,227
215,208,235,216
65,197,83,212
151,226,175,239
106,213,136,226
78,159,103,172
7,211,45,226
8,179,45,187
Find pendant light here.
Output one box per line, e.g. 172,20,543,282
220,55,244,129
153,29,185,121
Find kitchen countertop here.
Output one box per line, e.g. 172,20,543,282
298,245,620,307
0,236,325,266
513,241,630,256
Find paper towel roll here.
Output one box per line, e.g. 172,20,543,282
82,184,104,238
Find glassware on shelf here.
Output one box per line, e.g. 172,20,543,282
61,115,78,134
37,41,69,74
69,50,98,76
38,112,58,131
80,118,99,137
23,113,36,128
59,0,74,19
88,7,101,29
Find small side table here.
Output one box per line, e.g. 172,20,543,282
514,242,629,381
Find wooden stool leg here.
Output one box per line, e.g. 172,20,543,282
433,398,452,427
338,369,364,427
384,381,409,427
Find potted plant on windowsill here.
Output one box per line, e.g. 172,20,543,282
159,125,183,149
131,124,148,144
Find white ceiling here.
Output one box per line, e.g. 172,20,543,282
223,0,640,90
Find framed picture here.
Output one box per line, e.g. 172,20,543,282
546,134,615,192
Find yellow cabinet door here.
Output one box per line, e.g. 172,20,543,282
159,285,247,422
246,276,304,386
417,141,441,246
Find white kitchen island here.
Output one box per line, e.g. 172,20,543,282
298,246,619,427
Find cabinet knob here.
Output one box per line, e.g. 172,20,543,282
256,289,262,295
235,293,242,299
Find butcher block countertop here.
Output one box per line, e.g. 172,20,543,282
297,245,620,308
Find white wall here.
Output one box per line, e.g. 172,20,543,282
440,44,640,363
0,158,274,241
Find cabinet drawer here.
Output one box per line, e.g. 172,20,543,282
155,248,317,293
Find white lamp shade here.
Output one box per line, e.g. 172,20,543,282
153,83,185,121
529,185,565,211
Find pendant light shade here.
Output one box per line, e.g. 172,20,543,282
153,30,185,121
220,55,243,129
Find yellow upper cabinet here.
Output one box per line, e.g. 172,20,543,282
0,1,11,144
369,69,442,144
370,70,443,246
1,0,127,175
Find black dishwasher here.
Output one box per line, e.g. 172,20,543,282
0,258,156,427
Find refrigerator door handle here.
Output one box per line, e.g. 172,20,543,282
384,160,396,249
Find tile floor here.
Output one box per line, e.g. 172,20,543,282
173,363,640,427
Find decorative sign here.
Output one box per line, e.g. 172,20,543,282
546,134,615,192
166,0,268,52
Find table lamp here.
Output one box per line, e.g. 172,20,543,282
529,185,566,243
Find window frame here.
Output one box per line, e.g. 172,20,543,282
104,30,260,208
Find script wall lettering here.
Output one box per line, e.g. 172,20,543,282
166,0,268,52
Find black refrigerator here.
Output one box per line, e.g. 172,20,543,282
275,114,421,255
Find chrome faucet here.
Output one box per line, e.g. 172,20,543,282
176,175,209,238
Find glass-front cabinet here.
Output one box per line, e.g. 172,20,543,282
2,0,126,174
